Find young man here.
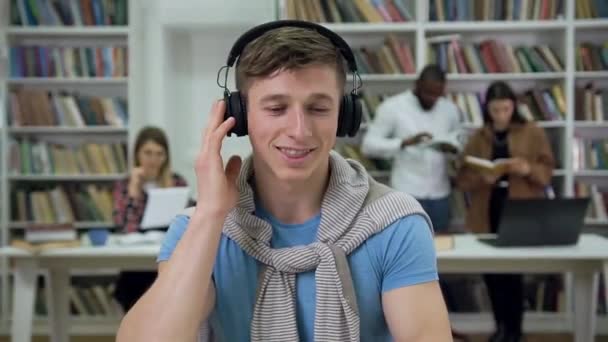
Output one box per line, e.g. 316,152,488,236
117,21,452,342
361,65,462,233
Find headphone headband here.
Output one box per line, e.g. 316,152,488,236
220,20,363,138
226,20,358,73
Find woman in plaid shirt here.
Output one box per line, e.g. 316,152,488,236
112,126,188,311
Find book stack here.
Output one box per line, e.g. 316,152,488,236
428,36,563,74
9,0,129,26
430,0,565,21
25,223,77,243
11,222,80,253
282,0,413,23
8,89,127,127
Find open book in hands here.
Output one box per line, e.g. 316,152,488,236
464,156,511,175
419,136,461,154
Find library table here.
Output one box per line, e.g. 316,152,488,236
1,234,608,342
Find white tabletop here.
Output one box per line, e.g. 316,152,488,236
0,233,607,260
437,234,608,260
0,245,160,258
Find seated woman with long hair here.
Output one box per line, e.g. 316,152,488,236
112,126,188,312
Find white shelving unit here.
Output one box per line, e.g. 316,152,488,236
0,0,604,338
279,0,608,336
0,0,137,336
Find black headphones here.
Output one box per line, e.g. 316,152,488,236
217,20,363,137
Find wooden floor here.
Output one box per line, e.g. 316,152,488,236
0,334,605,342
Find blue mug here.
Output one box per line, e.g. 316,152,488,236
88,229,110,246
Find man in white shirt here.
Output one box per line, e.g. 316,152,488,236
361,64,462,232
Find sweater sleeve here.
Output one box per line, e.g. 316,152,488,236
455,131,488,192
112,179,145,233
360,102,403,159
524,126,555,187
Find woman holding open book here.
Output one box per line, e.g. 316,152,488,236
111,126,188,312
455,81,554,342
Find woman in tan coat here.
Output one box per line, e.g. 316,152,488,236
456,81,555,342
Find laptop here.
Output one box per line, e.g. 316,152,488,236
478,198,590,247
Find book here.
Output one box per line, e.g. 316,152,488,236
464,156,511,174
24,223,77,243
420,137,461,154
434,235,454,251
11,239,81,253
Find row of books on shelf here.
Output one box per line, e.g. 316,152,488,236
575,83,608,122
576,42,608,72
9,0,129,27
572,138,608,171
9,45,128,78
361,84,566,125
280,0,603,23
449,85,567,124
8,140,127,175
428,37,563,74
12,276,124,318
353,35,415,74
430,0,564,22
282,0,413,23
11,184,113,224
575,182,608,222
8,89,127,127
577,0,608,19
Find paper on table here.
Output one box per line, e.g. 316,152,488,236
140,187,191,229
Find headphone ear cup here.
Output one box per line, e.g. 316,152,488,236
226,91,248,137
337,95,351,137
349,94,362,137
337,94,361,137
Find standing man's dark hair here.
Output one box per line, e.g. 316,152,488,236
414,64,447,111
418,64,446,83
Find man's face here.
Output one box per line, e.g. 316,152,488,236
246,64,341,183
414,79,445,111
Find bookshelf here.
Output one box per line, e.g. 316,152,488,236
0,0,604,338
279,0,608,335
0,0,134,335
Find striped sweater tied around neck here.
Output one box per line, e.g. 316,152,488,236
196,151,432,341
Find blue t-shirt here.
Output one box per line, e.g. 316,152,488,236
157,206,438,341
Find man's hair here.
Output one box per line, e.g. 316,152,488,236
235,26,347,94
417,64,446,83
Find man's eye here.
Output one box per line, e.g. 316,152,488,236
311,108,329,114
267,106,285,114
